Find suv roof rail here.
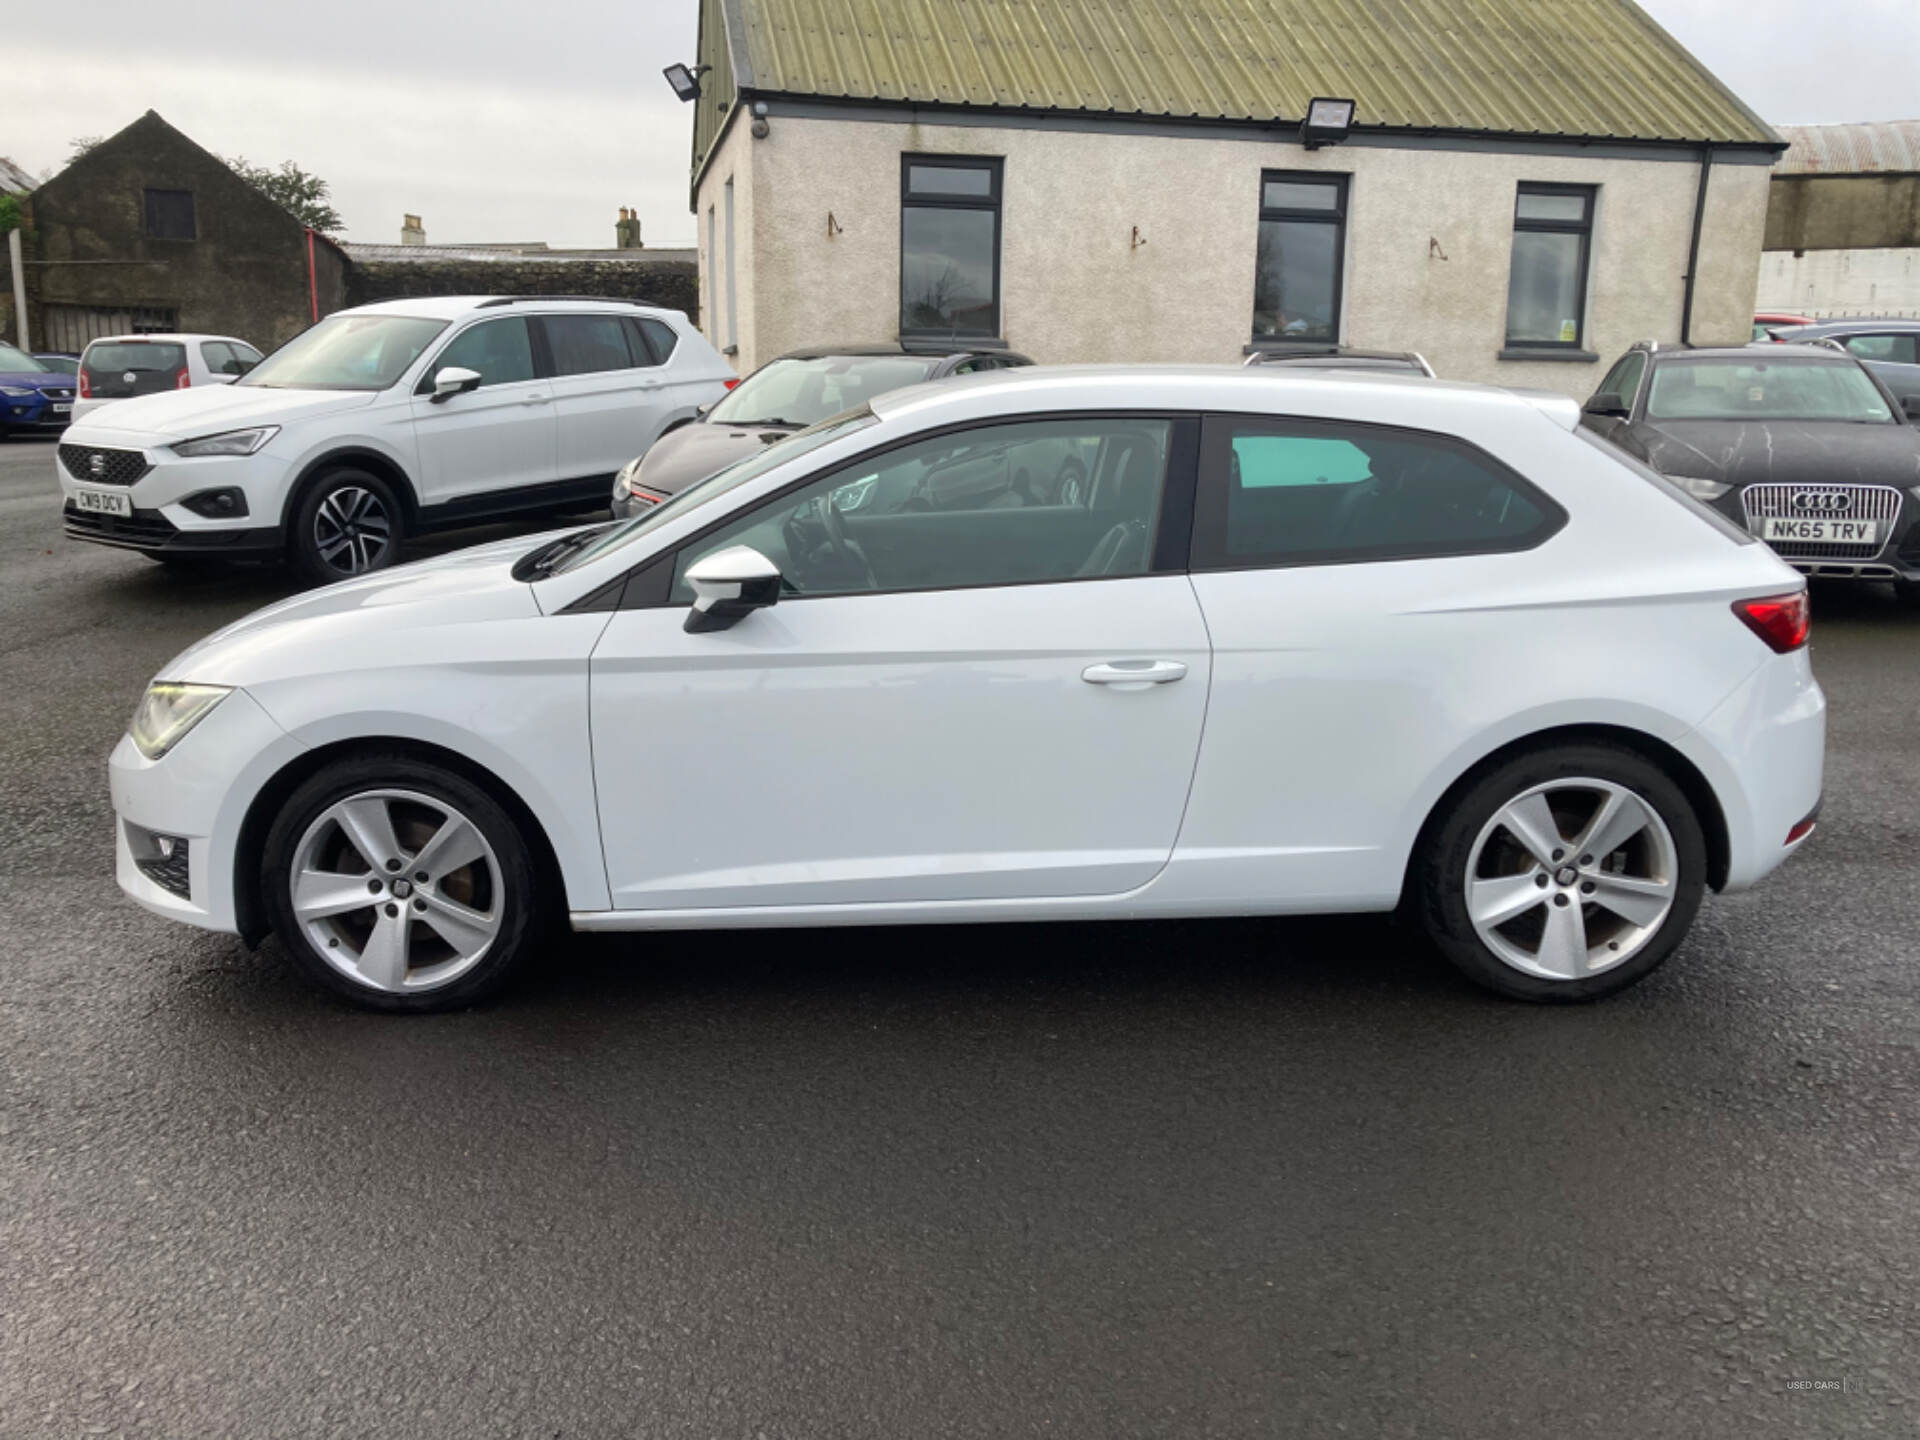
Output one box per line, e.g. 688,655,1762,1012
474,295,653,309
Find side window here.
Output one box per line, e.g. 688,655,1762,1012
1593,351,1646,406
545,314,639,376
426,317,536,389
670,417,1172,601
144,189,196,240
1845,334,1919,364
1193,416,1564,568
200,341,235,374
232,344,262,375
628,316,679,365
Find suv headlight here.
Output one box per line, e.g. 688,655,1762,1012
172,426,279,458
1667,474,1732,501
129,682,232,760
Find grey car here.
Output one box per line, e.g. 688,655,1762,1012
1766,319,1920,410
611,343,1033,517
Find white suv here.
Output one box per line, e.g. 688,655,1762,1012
55,297,734,583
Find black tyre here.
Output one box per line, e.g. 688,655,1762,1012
1414,742,1707,1003
289,467,404,585
262,754,546,1012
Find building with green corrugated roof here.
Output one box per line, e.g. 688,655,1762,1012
674,0,1783,393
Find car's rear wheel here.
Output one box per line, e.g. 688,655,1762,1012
1415,743,1707,1002
262,756,544,1012
289,468,403,584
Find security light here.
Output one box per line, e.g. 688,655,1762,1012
1301,97,1356,150
663,63,707,103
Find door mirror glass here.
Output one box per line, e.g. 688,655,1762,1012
1583,391,1629,419
683,544,783,632
431,365,483,401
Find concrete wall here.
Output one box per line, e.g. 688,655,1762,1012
1765,174,1920,253
1756,246,1920,318
695,111,754,362
700,114,1771,396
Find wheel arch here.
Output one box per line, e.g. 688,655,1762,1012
232,736,567,945
1399,722,1732,906
284,447,421,532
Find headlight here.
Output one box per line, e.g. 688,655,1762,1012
171,426,279,458
0,385,36,398
1667,474,1732,501
129,682,232,760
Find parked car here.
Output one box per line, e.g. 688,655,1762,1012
111,365,1822,1012
71,333,265,422
1764,319,1920,410
55,297,734,583
1752,312,1814,341
1580,341,1920,597
0,341,77,439
612,342,1033,517
34,352,84,371
1243,346,1435,377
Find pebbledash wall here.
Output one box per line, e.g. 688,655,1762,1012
699,111,1772,396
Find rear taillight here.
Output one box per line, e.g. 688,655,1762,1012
77,370,92,398
722,378,740,390
174,368,191,389
1785,817,1817,844
1733,591,1810,653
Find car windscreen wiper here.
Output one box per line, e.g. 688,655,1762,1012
727,417,804,429
513,524,616,581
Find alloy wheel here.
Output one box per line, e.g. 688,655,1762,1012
289,788,503,994
312,485,393,575
1463,777,1679,981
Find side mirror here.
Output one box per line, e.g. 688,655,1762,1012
430,366,482,402
1903,396,1920,422
683,544,782,633
1583,392,1629,419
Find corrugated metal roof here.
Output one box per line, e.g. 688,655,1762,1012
1773,121,1920,176
339,243,696,265
728,0,1778,146
0,156,37,194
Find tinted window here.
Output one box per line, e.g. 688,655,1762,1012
628,316,679,365
1506,184,1595,347
1194,416,1562,568
81,341,189,398
429,317,536,388
1593,351,1646,407
708,354,938,427
900,155,1001,337
1254,173,1346,343
671,417,1171,600
1646,358,1893,422
545,314,637,376
144,189,196,239
1843,334,1920,365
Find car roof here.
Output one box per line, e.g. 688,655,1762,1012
339,295,682,322
1779,318,1920,335
80,333,251,347
1654,343,1853,361
773,341,1033,362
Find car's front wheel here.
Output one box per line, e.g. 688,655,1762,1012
1415,743,1707,1002
262,755,544,1012
289,468,403,585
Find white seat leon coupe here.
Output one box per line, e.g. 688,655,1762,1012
110,366,1825,1011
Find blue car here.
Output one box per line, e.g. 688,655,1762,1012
0,339,78,438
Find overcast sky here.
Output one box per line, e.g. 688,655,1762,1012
7,0,1917,249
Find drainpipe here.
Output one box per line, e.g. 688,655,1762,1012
8,227,26,349
299,226,314,322
1679,144,1714,346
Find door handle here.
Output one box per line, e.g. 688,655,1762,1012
1082,660,1188,689
523,393,550,406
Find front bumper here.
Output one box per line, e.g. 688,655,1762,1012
63,500,284,557
3,397,71,431
1716,485,1920,582
57,437,294,556
110,687,308,934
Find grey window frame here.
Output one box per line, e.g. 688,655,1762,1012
1504,183,1596,350
1251,172,1348,345
899,154,1004,341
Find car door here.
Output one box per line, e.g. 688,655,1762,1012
587,413,1212,910
1178,412,1569,904
1839,334,1920,407
406,316,555,504
541,312,671,484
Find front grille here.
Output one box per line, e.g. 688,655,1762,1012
63,501,177,547
134,838,191,899
43,388,74,401
1740,484,1903,561
57,443,152,487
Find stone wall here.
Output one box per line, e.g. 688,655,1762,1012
345,258,700,324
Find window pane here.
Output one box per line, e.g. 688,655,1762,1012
708,354,938,427
1646,358,1894,422
144,189,196,239
200,342,233,372
908,164,993,197
636,317,679,364
671,417,1171,599
1205,419,1552,564
1504,230,1583,344
902,207,997,334
1262,179,1339,212
546,314,636,376
1252,219,1338,340
434,317,536,387
1516,190,1587,223
1844,334,1919,364
238,315,446,392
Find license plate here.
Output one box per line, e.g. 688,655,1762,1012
74,488,132,517
52,403,71,414
1760,517,1878,545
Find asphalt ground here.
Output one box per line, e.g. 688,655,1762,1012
2,433,1917,1437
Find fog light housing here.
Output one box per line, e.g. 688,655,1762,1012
181,487,250,519
128,824,192,898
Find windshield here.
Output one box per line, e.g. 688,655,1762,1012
707,354,939,427
1647,358,1893,423
240,314,447,391
0,341,50,373
552,408,881,576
